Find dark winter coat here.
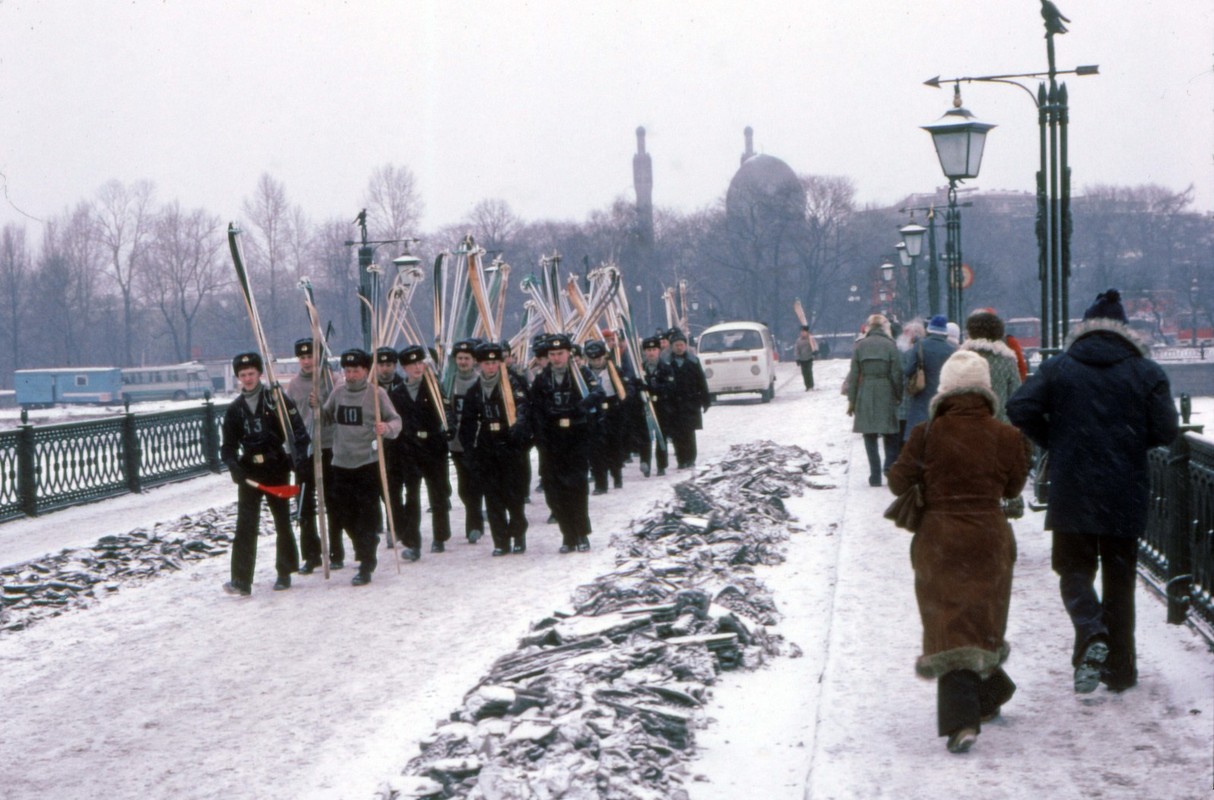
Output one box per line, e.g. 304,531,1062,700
665,352,710,436
846,328,902,435
888,390,1029,679
902,333,956,439
221,386,310,483
1006,319,1178,539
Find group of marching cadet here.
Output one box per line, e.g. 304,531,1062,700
220,328,711,595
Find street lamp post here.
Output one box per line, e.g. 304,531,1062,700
894,243,915,320
345,209,420,350
897,225,923,319
897,208,947,317
924,8,1098,353
922,85,994,326
1191,278,1200,347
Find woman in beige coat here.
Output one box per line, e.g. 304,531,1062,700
887,350,1029,754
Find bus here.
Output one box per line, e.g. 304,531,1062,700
1005,317,1041,350
15,367,124,408
120,362,213,402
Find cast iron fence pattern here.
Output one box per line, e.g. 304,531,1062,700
1141,431,1214,637
0,400,228,523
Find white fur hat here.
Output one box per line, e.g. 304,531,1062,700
937,350,991,394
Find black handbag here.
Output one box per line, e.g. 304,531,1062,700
884,483,925,532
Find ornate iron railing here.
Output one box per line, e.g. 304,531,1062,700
0,399,227,523
1141,429,1214,639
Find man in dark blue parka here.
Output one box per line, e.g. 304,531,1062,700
1007,289,1178,694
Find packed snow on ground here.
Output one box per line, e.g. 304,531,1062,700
0,360,1210,800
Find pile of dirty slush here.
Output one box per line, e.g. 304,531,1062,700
382,441,826,800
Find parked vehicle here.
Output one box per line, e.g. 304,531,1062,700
120,362,212,402
696,321,777,403
15,367,124,408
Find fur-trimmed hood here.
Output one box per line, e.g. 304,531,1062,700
929,385,999,421
960,337,1018,363
1066,318,1150,358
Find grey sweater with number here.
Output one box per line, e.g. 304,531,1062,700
322,377,401,469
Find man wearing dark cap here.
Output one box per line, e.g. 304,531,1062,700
1008,289,1178,694
286,338,346,573
221,351,310,596
664,330,711,469
459,342,532,555
584,339,630,493
445,338,485,547
323,348,401,586
387,345,452,560
528,333,604,552
375,346,407,553
638,335,674,476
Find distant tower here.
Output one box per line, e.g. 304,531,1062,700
633,126,654,246
741,125,755,166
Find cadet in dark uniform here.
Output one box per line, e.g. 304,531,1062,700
528,333,604,552
460,342,532,556
374,346,407,552
388,345,452,560
584,339,630,493
665,330,711,469
323,348,401,585
638,335,673,477
286,338,346,572
221,352,310,595
446,338,485,546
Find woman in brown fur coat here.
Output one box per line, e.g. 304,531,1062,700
887,349,1029,753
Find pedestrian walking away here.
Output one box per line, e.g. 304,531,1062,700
1007,289,1178,694
446,339,486,546
887,349,1029,754
221,351,310,596
794,325,818,390
846,314,903,486
902,314,957,441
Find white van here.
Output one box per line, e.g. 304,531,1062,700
696,321,777,403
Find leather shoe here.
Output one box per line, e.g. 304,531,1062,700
431,542,445,553
558,544,574,554
491,548,508,557
512,542,527,554
576,536,590,552
467,529,483,544
400,548,420,562
351,572,372,587
222,581,251,597
656,468,666,476
330,559,344,570
640,463,651,477
297,563,317,576
592,487,607,496
273,576,291,591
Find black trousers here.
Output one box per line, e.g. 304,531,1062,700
450,450,485,537
331,463,382,574
669,426,698,467
298,448,345,566
798,359,815,389
477,446,529,550
390,449,452,550
231,475,299,588
937,668,1016,736
543,428,592,545
590,401,627,490
1052,532,1139,686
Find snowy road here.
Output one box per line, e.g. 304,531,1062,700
0,360,1210,800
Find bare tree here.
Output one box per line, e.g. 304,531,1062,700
142,201,225,362
465,198,521,253
35,205,104,365
0,224,31,378
94,179,156,366
363,163,423,242
240,173,294,349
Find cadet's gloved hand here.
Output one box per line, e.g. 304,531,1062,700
847,404,855,417
227,462,247,485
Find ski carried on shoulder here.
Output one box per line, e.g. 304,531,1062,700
299,278,335,579
227,222,302,469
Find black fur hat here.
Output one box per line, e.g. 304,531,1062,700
232,351,263,375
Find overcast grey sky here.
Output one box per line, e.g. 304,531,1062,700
1,0,1211,236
